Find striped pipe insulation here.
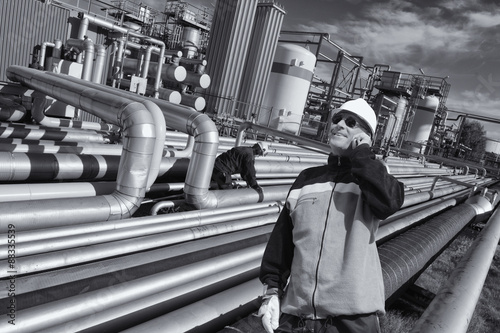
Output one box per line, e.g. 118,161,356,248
0,141,123,155
0,152,119,181
0,124,109,143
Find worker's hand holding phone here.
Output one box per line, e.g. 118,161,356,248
351,132,372,149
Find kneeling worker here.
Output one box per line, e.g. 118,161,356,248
211,142,269,200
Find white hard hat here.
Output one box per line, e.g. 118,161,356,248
256,141,269,156
333,98,377,136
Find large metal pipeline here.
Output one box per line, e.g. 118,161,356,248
39,262,261,333
0,122,110,143
409,196,500,333
1,225,272,298
121,278,263,333
0,244,266,333
379,194,494,303
0,214,278,277
0,206,280,257
4,66,158,224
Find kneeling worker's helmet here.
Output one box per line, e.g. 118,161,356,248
253,142,269,156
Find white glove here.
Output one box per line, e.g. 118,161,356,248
257,294,280,333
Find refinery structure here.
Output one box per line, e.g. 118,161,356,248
0,0,500,332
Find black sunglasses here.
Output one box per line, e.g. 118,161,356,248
332,114,358,128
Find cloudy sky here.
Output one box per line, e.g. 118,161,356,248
140,0,500,140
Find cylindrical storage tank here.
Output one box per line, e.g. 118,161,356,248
406,95,439,152
182,27,201,59
485,139,500,155
258,43,316,134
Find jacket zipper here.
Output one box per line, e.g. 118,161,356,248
311,183,336,318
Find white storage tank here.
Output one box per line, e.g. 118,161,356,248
406,95,439,151
258,43,316,134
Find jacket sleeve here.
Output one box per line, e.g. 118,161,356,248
259,205,294,294
349,144,405,219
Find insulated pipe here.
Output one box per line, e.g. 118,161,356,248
409,197,500,333
180,93,206,111
0,123,109,143
121,278,263,333
1,206,280,257
376,198,458,243
0,182,115,203
38,41,55,70
66,37,95,81
236,122,331,153
3,202,280,240
208,186,290,208
31,91,119,132
183,71,211,89
122,58,187,83
0,95,25,121
0,244,265,333
379,194,493,302
0,151,119,182
92,43,106,84
5,66,157,224
143,99,219,209
49,73,219,209
44,72,167,188
0,139,123,156
162,135,195,158
80,12,166,97
0,214,278,277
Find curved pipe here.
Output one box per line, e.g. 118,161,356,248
4,66,157,225
38,39,62,70
410,200,500,333
43,72,167,189
31,91,119,132
66,37,95,81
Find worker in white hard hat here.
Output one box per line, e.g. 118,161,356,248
211,142,268,201
258,98,404,333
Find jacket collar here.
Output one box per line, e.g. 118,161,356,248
327,153,351,167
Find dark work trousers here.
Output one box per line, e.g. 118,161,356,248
276,312,381,333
